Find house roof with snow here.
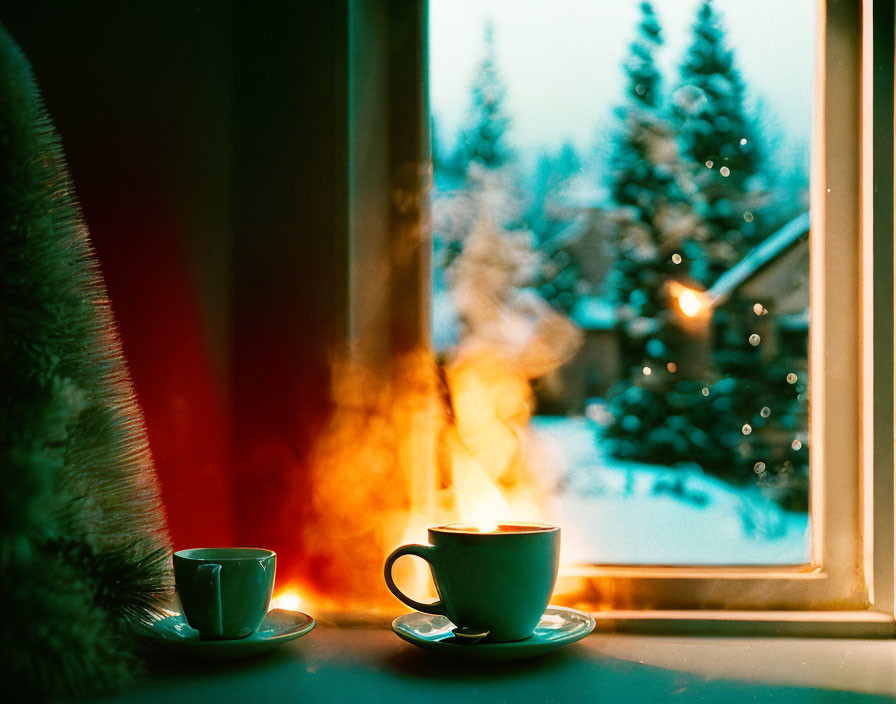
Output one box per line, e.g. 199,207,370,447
707,211,811,306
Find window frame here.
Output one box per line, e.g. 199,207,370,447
352,0,895,635
553,0,895,635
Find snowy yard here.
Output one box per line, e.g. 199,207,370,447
532,416,810,565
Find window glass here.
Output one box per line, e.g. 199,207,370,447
429,0,813,564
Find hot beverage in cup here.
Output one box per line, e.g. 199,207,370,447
174,548,276,640
384,522,560,642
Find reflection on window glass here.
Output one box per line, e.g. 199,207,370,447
429,0,813,564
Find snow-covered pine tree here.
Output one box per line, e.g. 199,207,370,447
459,21,512,170
0,23,171,698
603,1,701,374
603,2,720,471
530,141,585,313
673,0,763,285
664,0,807,504
529,141,583,242
435,22,520,281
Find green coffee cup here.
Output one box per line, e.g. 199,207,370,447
174,548,276,640
384,522,560,642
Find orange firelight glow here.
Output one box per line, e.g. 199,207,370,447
298,206,583,609
269,588,304,612
300,347,560,608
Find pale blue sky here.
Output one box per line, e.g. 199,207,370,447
430,0,815,159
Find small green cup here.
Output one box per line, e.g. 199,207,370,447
173,548,276,640
384,522,560,642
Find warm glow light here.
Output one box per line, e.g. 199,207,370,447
677,288,704,317
376,350,552,604
307,344,560,608
269,589,303,612
668,281,710,319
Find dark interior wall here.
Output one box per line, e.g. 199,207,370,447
229,2,350,583
1,1,353,569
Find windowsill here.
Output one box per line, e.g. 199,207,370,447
111,622,896,702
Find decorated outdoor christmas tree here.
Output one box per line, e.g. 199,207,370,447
676,0,806,502
604,0,701,374
673,0,764,284
604,2,808,508
602,1,716,469
0,23,171,698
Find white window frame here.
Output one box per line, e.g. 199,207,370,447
350,0,895,635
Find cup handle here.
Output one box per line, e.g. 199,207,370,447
195,563,223,639
384,544,446,615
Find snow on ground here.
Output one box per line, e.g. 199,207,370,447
531,416,810,565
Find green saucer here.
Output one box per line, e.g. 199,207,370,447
392,606,595,662
136,608,315,660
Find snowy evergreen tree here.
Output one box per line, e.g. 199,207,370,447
605,2,808,510
673,0,764,285
530,140,583,241
459,22,512,169
603,1,701,379
603,2,706,466
529,141,584,314
621,0,662,110
435,22,519,278
675,1,806,505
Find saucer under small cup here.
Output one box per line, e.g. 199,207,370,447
392,606,595,661
136,608,315,660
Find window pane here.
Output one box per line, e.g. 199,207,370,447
429,0,813,564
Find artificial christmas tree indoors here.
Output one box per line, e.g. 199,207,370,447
0,23,171,699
